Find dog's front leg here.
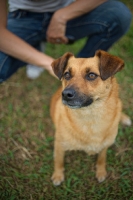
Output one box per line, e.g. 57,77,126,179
51,139,65,186
96,148,107,183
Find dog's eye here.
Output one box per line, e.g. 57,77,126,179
86,73,97,81
64,72,71,80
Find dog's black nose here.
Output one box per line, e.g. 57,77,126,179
62,88,75,100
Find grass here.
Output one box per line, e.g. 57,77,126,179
0,1,133,199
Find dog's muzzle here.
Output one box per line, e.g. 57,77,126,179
62,88,93,109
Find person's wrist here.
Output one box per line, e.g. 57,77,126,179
53,10,68,25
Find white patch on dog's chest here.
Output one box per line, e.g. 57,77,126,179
61,131,114,154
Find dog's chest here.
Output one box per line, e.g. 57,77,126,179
58,101,119,154
61,135,110,154
61,120,113,154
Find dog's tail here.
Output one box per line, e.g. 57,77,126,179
120,113,132,126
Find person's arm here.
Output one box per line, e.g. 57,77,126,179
0,0,54,75
47,0,107,43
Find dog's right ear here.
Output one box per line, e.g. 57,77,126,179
51,52,73,79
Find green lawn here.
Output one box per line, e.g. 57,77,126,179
0,1,133,199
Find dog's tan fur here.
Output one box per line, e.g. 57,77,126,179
50,50,131,186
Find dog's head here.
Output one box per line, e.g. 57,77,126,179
51,50,124,109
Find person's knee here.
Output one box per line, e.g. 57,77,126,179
0,53,13,83
0,69,9,83
0,73,7,83
108,1,132,34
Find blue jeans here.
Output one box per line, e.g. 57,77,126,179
0,0,132,83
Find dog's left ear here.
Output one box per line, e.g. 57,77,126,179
95,50,124,80
51,52,73,79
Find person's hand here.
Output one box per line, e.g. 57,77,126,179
46,11,68,44
47,68,58,79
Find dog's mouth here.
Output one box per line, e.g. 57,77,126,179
62,89,93,109
62,99,93,109
62,100,82,109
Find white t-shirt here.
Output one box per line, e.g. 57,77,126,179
8,0,74,13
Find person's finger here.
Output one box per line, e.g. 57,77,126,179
47,37,68,44
48,69,58,79
54,36,68,44
61,36,68,44
55,38,62,44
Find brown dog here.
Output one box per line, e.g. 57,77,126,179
50,50,131,186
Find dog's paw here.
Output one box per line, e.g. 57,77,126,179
96,169,107,183
51,172,64,186
121,113,132,126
